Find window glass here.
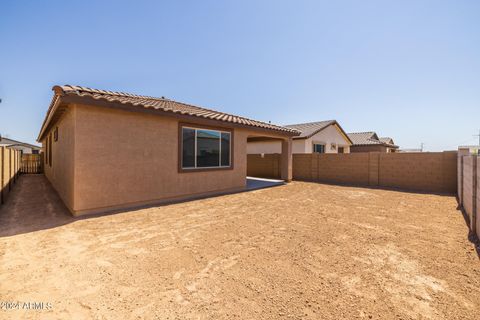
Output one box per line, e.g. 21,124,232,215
314,144,325,153
196,129,220,167
181,127,231,169
221,132,230,166
182,128,195,168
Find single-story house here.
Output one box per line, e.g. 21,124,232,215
458,145,479,155
0,136,42,154
37,85,299,216
247,120,352,154
347,132,399,153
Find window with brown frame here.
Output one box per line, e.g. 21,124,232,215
45,136,49,164
180,125,232,170
48,133,52,167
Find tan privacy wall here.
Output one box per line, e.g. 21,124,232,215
247,154,281,179
248,152,457,193
0,147,21,206
293,153,371,184
378,152,457,192
477,157,480,235
457,153,479,239
462,156,474,223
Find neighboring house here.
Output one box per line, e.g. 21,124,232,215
247,120,352,154
0,136,42,154
458,145,479,155
348,132,399,153
37,85,299,216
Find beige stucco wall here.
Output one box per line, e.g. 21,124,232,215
42,106,76,211
47,103,288,215
247,124,350,154
305,125,351,153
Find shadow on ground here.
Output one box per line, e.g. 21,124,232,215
0,174,74,237
458,204,480,259
0,175,286,238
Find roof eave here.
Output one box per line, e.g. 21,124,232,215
291,121,353,145
38,91,300,140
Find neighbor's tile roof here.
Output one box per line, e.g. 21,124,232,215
284,120,353,144
348,132,383,145
348,132,398,147
379,137,394,145
0,137,41,149
284,120,336,139
38,85,299,140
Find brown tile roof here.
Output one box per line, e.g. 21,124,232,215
379,137,394,145
38,85,299,141
348,132,398,148
284,120,352,144
348,132,380,145
285,120,335,138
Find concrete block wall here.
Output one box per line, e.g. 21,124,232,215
368,152,380,186
247,154,281,179
291,154,313,180
457,151,480,238
458,156,463,205
457,153,479,239
463,156,474,224
291,152,456,193
477,157,480,235
315,153,370,185
379,152,457,193
248,151,457,194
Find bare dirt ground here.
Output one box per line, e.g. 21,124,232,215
1,175,479,320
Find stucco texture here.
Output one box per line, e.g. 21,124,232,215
247,123,350,154
42,107,75,212
43,103,291,215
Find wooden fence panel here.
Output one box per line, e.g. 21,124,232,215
1,147,4,204
21,154,43,174
1,147,21,205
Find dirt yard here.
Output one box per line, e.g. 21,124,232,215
1,175,479,319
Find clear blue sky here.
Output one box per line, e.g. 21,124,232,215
1,0,479,150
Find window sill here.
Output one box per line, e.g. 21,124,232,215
178,166,234,173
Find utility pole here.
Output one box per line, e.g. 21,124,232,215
474,129,480,147
420,142,424,152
